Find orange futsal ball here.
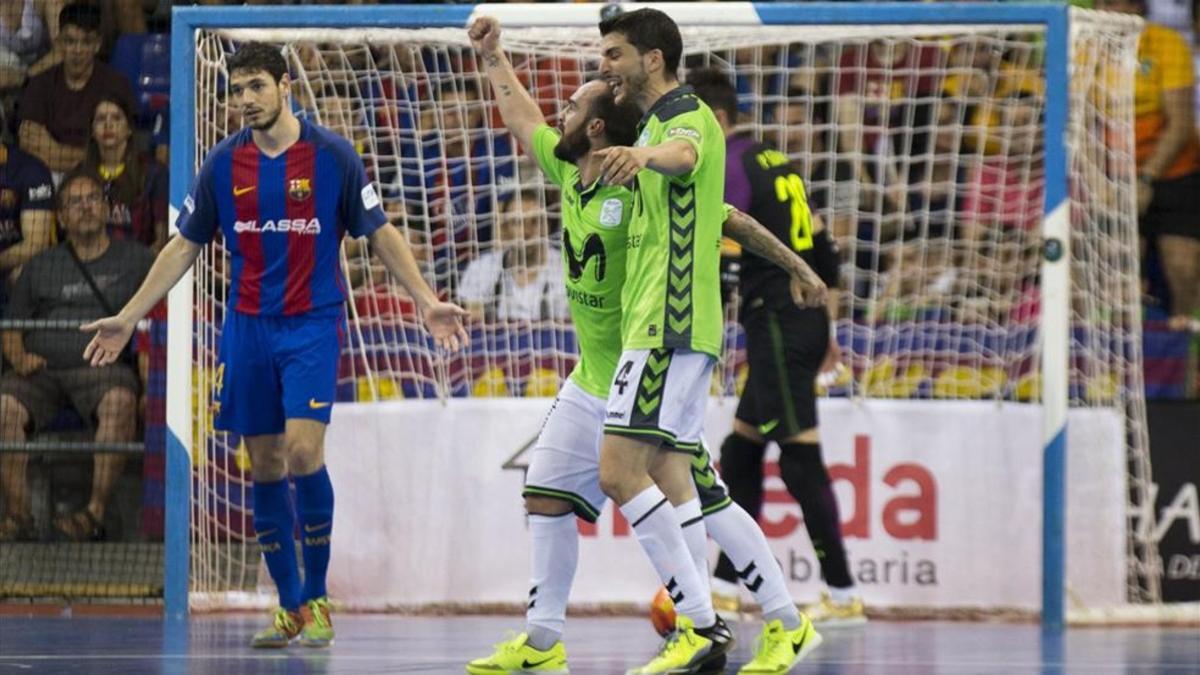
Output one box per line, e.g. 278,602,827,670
650,586,677,637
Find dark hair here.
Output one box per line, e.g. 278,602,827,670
588,84,641,147
686,67,738,121
599,8,683,78
227,42,288,83
59,2,101,35
56,169,105,211
84,95,147,211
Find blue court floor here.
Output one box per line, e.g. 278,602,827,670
0,614,1197,674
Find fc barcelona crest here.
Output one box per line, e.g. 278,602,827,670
288,178,312,202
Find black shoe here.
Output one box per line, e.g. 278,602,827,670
692,615,734,672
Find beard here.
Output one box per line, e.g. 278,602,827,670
553,123,591,163
616,69,650,106
248,103,282,131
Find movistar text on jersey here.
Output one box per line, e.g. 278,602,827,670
566,286,605,308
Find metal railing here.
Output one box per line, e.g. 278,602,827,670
0,318,145,455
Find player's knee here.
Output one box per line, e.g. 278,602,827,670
0,395,29,438
284,436,324,475
719,432,767,478
247,442,289,482
96,388,137,434
524,495,573,517
782,427,820,445
648,453,693,504
778,442,831,487
731,419,764,443
598,466,629,503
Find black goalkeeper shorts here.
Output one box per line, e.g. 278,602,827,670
735,299,829,440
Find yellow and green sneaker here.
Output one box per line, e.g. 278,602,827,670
299,597,335,648
250,608,303,649
626,614,733,675
465,632,568,674
738,617,822,674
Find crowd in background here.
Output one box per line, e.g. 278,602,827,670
0,0,1196,543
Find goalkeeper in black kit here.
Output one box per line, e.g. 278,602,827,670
689,68,866,626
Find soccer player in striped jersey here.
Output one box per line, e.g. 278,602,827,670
80,43,468,649
466,15,825,674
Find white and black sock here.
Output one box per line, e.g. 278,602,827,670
705,502,801,630
674,497,711,597
525,513,578,650
620,485,716,628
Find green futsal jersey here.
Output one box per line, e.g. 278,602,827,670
531,124,632,398
623,86,726,357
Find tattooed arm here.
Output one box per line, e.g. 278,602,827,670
723,206,828,308
468,16,545,153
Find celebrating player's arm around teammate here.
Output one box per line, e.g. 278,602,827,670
689,67,866,627
466,13,823,675
80,43,467,649
467,15,640,673
595,9,821,673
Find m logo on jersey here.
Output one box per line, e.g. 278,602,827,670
564,230,606,282
288,178,312,202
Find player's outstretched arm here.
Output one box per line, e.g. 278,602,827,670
469,16,544,154
722,206,827,308
81,234,203,367
596,139,696,186
369,224,469,351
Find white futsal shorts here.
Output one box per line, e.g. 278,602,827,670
602,348,715,451
523,378,731,522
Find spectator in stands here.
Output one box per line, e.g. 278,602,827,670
0,0,63,89
18,2,134,176
399,78,514,264
835,38,944,217
82,95,167,250
1099,0,1200,325
458,189,566,324
777,86,857,257
0,169,152,542
0,142,53,288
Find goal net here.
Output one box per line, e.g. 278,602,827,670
175,4,1164,619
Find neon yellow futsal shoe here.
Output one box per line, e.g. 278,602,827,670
250,608,303,648
626,614,733,675
802,591,867,627
465,632,569,674
299,597,335,647
737,617,823,674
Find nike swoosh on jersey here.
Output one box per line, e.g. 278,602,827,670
309,399,331,409
233,185,256,196
304,521,331,533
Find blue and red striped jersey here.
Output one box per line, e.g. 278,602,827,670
177,119,387,316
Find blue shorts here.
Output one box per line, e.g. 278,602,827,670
214,310,343,436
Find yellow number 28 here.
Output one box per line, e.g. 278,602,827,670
774,173,813,252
